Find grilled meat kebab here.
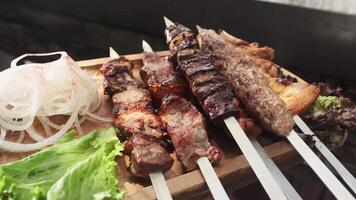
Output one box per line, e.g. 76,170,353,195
197,27,295,136
217,30,320,116
141,50,222,171
140,52,186,105
164,22,261,136
100,57,173,178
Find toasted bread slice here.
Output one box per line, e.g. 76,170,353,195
219,30,275,61
219,30,320,115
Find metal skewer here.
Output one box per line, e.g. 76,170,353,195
163,16,302,200
142,40,229,200
294,115,356,195
149,172,173,200
224,117,289,200
194,19,356,198
109,47,173,200
249,137,303,200
286,129,355,199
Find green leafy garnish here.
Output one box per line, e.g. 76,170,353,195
308,95,342,117
0,127,125,200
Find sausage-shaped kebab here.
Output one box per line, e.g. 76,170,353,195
140,43,222,171
164,21,261,136
100,57,173,178
196,27,295,136
196,27,356,200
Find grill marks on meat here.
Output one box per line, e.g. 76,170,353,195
112,88,152,116
197,27,294,136
101,58,140,96
165,24,199,54
114,110,165,139
100,57,173,178
165,23,261,136
141,51,223,171
159,95,222,171
141,52,186,104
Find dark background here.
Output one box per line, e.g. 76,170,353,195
0,0,356,82
0,1,355,199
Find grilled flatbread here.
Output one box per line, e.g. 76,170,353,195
219,30,320,115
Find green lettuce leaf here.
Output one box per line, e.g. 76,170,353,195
308,96,342,117
0,127,125,200
303,83,356,149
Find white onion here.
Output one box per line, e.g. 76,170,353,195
26,125,45,141
74,116,83,136
78,115,87,125
0,105,79,152
39,117,62,129
0,127,6,143
16,131,25,143
0,52,100,152
86,112,113,123
38,117,52,136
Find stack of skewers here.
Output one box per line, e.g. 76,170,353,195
99,17,356,199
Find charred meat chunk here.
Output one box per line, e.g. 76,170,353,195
101,57,173,178
141,52,186,104
141,50,223,171
100,57,139,96
159,95,222,171
129,143,174,178
165,22,261,136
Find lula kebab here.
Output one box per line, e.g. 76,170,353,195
196,25,355,199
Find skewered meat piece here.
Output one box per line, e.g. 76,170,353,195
197,27,295,136
112,88,152,116
130,143,174,177
100,57,173,178
165,24,199,54
101,57,140,96
141,50,223,171
217,30,320,116
166,34,241,122
124,134,172,155
114,110,165,139
165,23,261,136
141,52,186,104
159,95,222,171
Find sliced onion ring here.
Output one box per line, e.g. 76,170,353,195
16,131,25,143
0,100,80,152
86,112,113,123
0,52,99,152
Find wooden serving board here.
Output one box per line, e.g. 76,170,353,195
0,51,303,200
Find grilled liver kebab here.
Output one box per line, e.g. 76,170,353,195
100,57,173,178
164,22,261,136
141,50,222,171
196,27,295,136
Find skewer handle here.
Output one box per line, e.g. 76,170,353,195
294,115,356,195
197,157,230,200
149,171,173,200
224,116,288,200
